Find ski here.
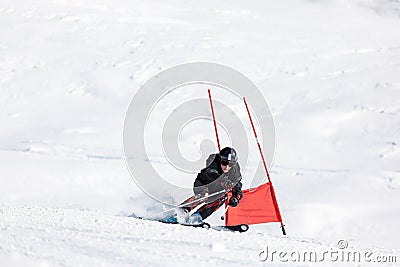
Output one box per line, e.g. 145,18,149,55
129,213,211,229
129,214,248,232
159,220,211,229
212,224,249,233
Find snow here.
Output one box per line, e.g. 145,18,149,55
1,0,400,266
1,203,398,266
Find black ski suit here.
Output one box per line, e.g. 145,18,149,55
192,153,243,219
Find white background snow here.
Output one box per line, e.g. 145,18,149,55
1,0,399,266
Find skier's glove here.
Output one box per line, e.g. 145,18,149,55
228,196,239,207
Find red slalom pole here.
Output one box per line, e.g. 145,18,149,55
243,97,271,183
208,89,221,151
208,89,228,224
243,97,286,235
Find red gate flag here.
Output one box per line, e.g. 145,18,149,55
225,182,283,226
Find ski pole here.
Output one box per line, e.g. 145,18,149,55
188,202,206,217
220,205,229,220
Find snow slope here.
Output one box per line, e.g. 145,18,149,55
1,0,400,265
1,203,398,267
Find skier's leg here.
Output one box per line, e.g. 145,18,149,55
180,191,212,212
197,194,228,220
180,195,196,212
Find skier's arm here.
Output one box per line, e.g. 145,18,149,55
228,177,243,207
193,173,207,196
232,181,243,199
193,178,208,196
228,182,243,207
193,168,219,195
230,162,243,199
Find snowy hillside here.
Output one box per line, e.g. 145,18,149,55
1,203,399,267
1,0,400,266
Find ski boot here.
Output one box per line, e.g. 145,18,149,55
184,212,203,225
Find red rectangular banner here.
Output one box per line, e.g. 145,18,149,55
225,182,282,226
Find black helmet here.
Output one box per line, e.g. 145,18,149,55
219,147,238,163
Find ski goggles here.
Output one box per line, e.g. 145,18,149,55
221,159,236,167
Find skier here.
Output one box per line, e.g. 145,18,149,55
176,147,243,224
